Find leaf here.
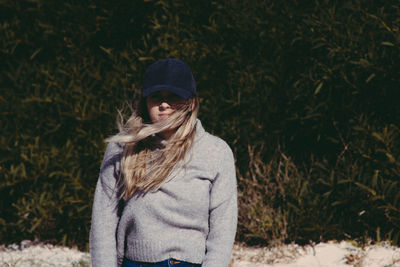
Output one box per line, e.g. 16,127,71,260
29,218,43,233
371,132,384,143
372,170,379,188
371,195,384,201
349,58,372,67
381,41,394,46
365,73,375,83
62,234,68,246
386,152,396,163
299,181,309,197
322,190,332,198
354,181,376,196
138,57,154,61
30,48,42,60
337,179,353,184
317,178,331,186
332,200,346,206
99,45,113,55
314,82,323,95
39,192,46,203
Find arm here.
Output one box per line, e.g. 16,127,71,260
202,144,238,267
90,142,123,267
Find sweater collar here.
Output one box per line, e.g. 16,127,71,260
194,119,206,143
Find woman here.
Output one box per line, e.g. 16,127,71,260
90,58,237,267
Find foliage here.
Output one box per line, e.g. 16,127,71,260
1,0,399,249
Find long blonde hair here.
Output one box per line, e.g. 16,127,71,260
107,96,199,200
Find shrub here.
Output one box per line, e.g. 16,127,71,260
1,0,399,248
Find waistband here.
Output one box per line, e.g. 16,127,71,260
122,257,201,267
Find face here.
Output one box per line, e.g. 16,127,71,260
146,91,187,123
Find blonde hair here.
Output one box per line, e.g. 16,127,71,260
107,96,199,200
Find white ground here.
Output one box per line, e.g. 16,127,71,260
1,240,400,267
230,241,400,266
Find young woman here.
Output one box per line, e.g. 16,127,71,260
90,58,237,267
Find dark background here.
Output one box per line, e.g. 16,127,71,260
1,0,399,250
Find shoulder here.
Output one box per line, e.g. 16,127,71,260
193,130,234,168
104,141,124,159
100,141,124,171
203,132,233,155
199,133,236,187
194,120,233,157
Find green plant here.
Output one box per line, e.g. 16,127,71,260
1,0,399,248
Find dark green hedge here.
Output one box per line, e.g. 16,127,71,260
1,0,399,249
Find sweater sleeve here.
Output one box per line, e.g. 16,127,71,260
90,142,122,267
202,143,238,267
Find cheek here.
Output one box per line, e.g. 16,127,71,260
147,105,158,123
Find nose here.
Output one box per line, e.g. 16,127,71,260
159,101,170,110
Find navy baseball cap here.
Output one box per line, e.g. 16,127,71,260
142,58,196,99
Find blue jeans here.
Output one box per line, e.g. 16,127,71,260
122,258,201,267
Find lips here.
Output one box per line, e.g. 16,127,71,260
159,113,170,118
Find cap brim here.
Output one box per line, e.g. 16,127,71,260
142,85,193,99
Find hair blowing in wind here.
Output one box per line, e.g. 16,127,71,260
106,97,199,200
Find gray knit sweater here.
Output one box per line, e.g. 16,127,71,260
90,120,237,267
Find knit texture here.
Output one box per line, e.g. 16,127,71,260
90,120,237,267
